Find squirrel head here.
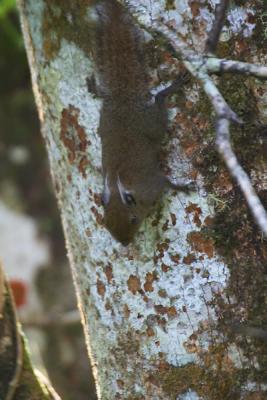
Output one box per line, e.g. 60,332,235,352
102,173,167,245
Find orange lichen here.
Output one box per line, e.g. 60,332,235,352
93,193,102,207
156,241,170,260
187,231,214,258
146,327,155,337
154,305,167,315
90,206,104,225
170,254,180,264
78,156,90,178
161,263,170,273
154,305,177,318
96,279,105,297
158,289,167,298
167,306,177,318
105,300,112,311
183,338,198,354
127,275,141,294
190,1,201,17
104,264,113,284
185,202,202,227
123,304,130,319
157,242,169,253
116,379,124,389
183,252,197,265
60,106,90,177
144,272,157,293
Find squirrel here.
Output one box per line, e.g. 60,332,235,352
93,0,191,245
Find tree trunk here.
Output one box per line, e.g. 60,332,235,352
0,264,60,400
17,0,267,399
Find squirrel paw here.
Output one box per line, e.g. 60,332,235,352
167,179,196,193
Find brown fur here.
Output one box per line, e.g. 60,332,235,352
94,0,169,245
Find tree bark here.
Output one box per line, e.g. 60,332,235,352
0,264,60,400
17,0,267,399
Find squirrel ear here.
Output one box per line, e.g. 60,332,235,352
102,174,111,206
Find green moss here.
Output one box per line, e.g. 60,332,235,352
165,0,176,10
197,128,267,384
179,29,267,394
161,364,203,397
159,361,243,400
158,340,267,399
14,336,59,400
252,8,267,49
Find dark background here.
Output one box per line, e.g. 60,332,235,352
0,1,96,398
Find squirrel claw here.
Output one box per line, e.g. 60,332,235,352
167,179,196,193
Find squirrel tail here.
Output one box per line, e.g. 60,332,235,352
93,0,150,103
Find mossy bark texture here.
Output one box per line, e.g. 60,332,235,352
16,1,267,399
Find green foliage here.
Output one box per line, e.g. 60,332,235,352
0,0,23,48
0,0,16,18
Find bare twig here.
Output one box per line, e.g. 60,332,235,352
4,279,23,400
216,118,267,236
206,57,267,78
0,263,4,316
34,370,62,400
154,20,267,236
21,310,81,328
205,0,230,54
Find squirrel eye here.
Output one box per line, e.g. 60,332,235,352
124,193,136,206
117,175,136,206
130,215,138,225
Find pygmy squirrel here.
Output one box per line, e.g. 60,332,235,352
93,0,190,245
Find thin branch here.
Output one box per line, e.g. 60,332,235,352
206,57,267,78
5,279,23,400
205,0,230,54
216,118,267,236
183,65,242,123
155,72,190,104
21,310,81,328
34,370,62,400
154,21,267,236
